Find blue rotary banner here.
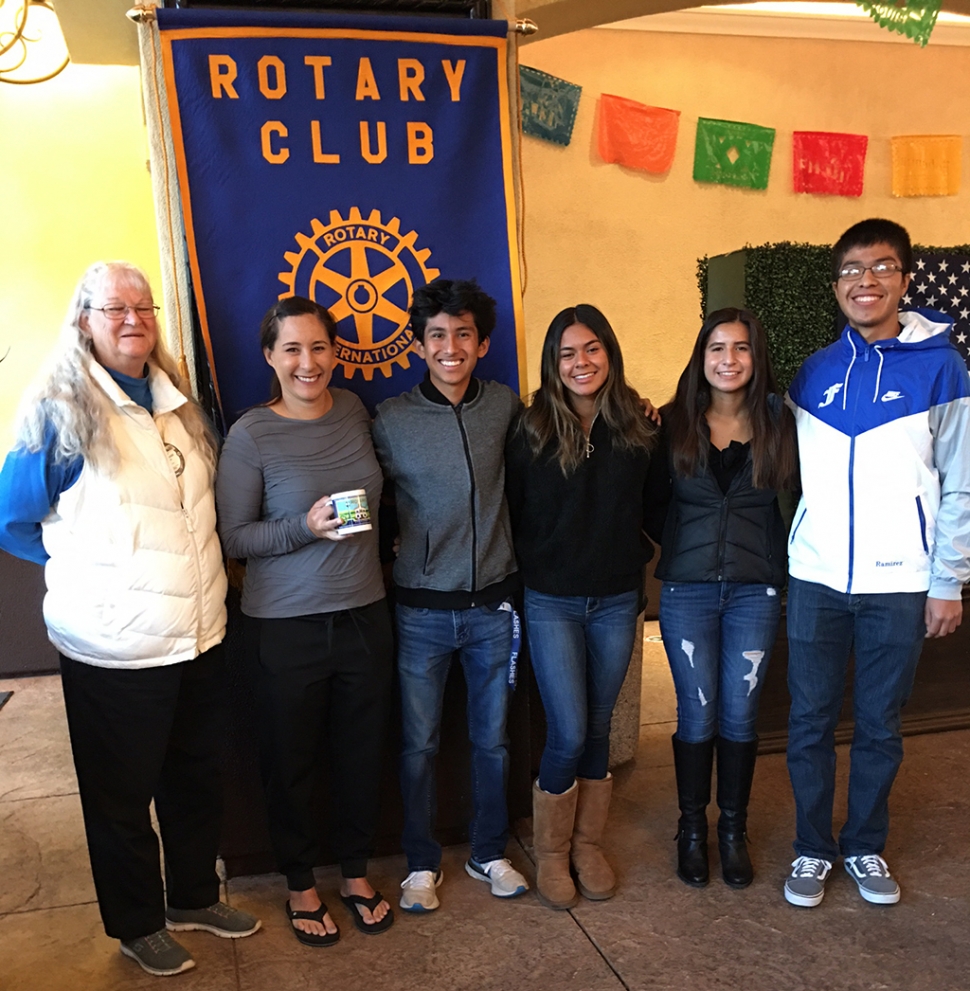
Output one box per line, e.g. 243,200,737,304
157,9,523,422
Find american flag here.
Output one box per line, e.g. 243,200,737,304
902,253,970,367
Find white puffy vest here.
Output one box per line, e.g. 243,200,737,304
41,363,227,668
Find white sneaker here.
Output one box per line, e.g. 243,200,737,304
400,869,443,912
844,855,900,905
465,857,529,897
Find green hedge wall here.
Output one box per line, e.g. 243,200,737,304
697,241,970,392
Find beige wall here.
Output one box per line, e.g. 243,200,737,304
518,28,970,401
0,64,161,446
6,28,970,436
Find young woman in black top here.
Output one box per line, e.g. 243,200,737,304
649,307,798,889
506,304,656,910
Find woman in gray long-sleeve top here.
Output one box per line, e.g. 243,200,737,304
216,296,394,946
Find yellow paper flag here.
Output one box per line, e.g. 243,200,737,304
891,135,962,196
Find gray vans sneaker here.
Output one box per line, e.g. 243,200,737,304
784,856,833,907
166,901,262,938
844,854,900,904
120,929,195,976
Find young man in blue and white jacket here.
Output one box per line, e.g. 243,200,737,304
783,219,970,908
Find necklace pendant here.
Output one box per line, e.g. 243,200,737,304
585,441,594,458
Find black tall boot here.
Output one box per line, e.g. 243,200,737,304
716,736,759,889
672,735,714,887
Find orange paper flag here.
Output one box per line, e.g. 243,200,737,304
597,94,680,174
891,135,962,196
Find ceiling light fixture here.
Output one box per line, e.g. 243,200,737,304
0,0,69,85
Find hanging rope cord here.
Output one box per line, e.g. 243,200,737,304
512,26,527,294
496,0,527,293
139,14,189,381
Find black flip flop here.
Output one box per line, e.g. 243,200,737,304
339,891,395,935
285,900,340,947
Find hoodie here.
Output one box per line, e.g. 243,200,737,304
787,308,970,599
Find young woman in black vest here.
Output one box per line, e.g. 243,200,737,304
648,307,798,889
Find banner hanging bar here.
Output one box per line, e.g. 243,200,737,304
129,5,537,33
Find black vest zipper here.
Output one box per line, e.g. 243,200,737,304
716,495,729,581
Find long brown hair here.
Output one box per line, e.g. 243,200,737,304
665,307,797,490
518,304,656,474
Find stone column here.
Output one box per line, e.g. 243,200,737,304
608,613,643,768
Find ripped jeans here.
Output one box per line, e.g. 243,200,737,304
659,581,782,743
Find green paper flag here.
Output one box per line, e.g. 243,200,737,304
693,118,776,190
519,65,582,147
855,0,942,48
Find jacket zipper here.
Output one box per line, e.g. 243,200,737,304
715,452,747,580
915,495,929,554
155,411,205,645
845,341,868,594
716,494,729,581
585,413,599,458
182,499,205,644
453,405,478,594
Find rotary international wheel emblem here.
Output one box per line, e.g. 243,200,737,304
278,207,440,380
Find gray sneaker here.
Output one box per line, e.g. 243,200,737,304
120,929,195,976
166,901,262,938
844,854,900,904
465,858,529,897
784,856,833,907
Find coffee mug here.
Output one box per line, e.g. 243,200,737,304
330,489,372,534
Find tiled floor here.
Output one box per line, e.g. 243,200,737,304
2,625,969,990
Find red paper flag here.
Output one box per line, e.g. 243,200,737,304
597,94,680,174
793,131,868,197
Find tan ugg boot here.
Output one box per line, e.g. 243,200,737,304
571,775,616,900
532,779,579,910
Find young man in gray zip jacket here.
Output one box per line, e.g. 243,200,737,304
372,278,529,912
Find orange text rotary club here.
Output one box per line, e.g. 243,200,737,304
207,52,468,165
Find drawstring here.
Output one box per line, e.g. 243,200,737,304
872,345,885,402
842,337,857,411
319,607,368,655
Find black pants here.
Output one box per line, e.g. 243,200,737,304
59,647,225,941
255,599,393,891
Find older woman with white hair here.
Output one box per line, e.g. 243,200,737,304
0,261,260,977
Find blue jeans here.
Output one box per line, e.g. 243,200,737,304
659,581,782,744
786,577,926,861
395,602,513,872
524,588,640,795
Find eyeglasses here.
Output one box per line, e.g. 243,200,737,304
87,304,160,320
837,262,904,282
